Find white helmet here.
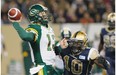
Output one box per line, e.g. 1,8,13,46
61,27,72,39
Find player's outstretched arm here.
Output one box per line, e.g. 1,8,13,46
12,22,35,41
8,8,35,42
94,56,110,70
54,38,69,54
88,48,110,70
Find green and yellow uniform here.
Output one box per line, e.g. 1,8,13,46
12,22,58,75
11,4,59,75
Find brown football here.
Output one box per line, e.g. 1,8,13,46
8,8,22,21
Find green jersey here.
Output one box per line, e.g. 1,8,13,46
26,24,56,65
12,22,59,75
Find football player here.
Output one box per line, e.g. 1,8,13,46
55,27,72,55
61,27,72,40
54,27,72,75
9,4,58,75
98,13,115,75
59,31,110,75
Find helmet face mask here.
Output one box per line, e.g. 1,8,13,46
68,38,85,55
107,13,115,29
108,20,115,28
28,4,51,26
39,11,49,21
63,34,71,39
61,28,72,39
69,31,88,55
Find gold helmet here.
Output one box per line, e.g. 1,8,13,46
107,13,115,28
71,31,88,45
68,31,88,55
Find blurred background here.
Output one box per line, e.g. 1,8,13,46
1,0,115,75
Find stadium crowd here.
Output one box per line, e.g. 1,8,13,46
1,0,115,24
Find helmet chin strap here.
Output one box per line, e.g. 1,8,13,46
41,20,48,27
108,26,115,30
71,46,85,55
39,15,49,27
108,21,115,30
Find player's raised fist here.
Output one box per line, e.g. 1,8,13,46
8,8,22,22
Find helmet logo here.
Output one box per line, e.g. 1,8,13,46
29,9,39,16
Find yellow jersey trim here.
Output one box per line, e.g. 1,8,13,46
26,28,38,42
38,68,44,75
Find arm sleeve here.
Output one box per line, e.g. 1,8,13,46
100,33,104,45
54,43,62,55
98,33,104,52
12,22,35,41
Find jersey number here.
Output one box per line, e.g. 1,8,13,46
47,34,54,51
64,55,83,74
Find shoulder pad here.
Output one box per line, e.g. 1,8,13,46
88,48,100,60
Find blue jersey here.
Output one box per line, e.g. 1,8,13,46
100,28,115,59
60,47,97,75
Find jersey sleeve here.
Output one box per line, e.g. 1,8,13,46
88,48,100,60
54,42,62,55
25,28,38,42
100,28,104,44
12,22,35,42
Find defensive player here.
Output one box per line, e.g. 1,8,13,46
9,4,57,75
55,27,72,55
61,28,72,40
59,31,110,75
54,27,72,75
98,13,115,75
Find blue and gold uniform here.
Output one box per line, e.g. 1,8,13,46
60,47,99,75
59,31,110,75
100,27,115,75
98,13,115,75
100,28,115,59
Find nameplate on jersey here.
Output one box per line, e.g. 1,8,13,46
79,55,85,60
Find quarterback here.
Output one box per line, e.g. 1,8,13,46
9,4,58,75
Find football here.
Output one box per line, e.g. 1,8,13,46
8,8,22,21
